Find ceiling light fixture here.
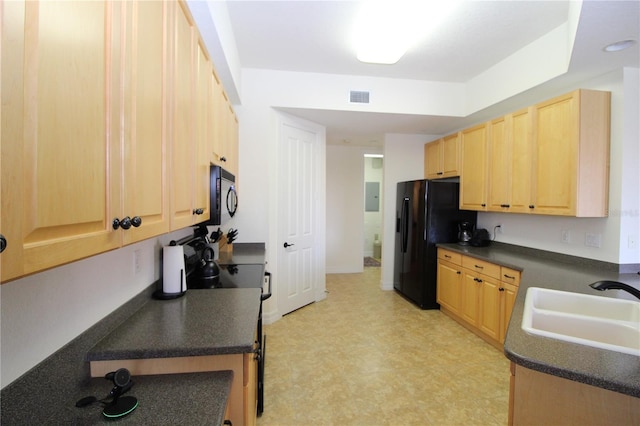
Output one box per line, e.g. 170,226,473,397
353,0,461,65
603,39,637,52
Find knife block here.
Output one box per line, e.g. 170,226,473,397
218,235,233,254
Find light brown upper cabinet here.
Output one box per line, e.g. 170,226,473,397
1,0,233,282
531,89,610,216
212,88,239,177
121,0,171,244
461,89,610,217
1,1,123,282
425,133,460,179
460,123,489,211
487,108,533,213
169,0,212,229
194,38,213,224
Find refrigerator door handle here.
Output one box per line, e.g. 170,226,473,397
402,197,409,253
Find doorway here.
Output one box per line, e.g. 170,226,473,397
364,154,383,266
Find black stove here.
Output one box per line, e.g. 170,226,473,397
175,229,270,417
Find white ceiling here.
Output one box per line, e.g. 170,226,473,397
225,0,640,146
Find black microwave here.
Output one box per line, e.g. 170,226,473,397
203,165,237,226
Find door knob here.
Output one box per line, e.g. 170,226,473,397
283,242,295,248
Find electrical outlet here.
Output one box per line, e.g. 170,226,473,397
133,249,142,275
561,229,570,244
585,233,602,248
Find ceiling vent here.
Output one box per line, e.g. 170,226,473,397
349,90,370,104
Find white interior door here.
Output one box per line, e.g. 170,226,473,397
277,118,323,315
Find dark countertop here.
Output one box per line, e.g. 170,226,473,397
54,371,233,425
438,242,640,398
88,288,262,361
218,242,266,265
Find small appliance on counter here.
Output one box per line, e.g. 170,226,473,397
154,245,187,299
193,246,220,288
458,221,475,245
470,228,491,247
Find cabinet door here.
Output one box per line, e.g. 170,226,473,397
460,270,481,326
1,1,121,282
228,109,240,177
243,351,258,426
487,116,509,211
194,39,211,222
532,93,577,215
441,133,460,177
122,0,170,244
460,123,488,211
210,70,224,166
424,139,442,178
509,109,533,213
478,277,501,341
169,0,196,230
499,282,518,344
437,260,462,314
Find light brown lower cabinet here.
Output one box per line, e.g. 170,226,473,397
90,351,257,426
509,362,640,425
437,248,520,349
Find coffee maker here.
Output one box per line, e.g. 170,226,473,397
458,222,475,245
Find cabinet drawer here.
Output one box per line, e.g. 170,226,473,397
462,256,501,279
501,267,521,286
438,249,462,265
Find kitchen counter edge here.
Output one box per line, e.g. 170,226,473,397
437,242,640,398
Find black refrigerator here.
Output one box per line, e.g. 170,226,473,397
393,180,476,309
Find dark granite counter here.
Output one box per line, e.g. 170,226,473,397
88,288,262,361
218,242,266,265
438,242,640,398
57,371,232,425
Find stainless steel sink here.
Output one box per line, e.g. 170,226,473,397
522,287,640,356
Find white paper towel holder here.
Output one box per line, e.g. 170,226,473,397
154,244,187,300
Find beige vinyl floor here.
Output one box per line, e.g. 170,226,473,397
257,267,510,426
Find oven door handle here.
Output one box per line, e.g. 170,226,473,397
261,271,272,301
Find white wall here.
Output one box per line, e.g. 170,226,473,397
0,227,192,388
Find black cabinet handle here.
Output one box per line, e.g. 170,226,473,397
113,216,142,230
504,274,515,279
444,254,451,259
119,216,132,230
283,242,295,248
0,234,6,253
474,277,483,283
474,264,484,269
220,156,227,162
529,205,535,209
481,203,486,207
437,172,443,175
193,208,204,215
456,271,461,275
500,204,511,208
131,216,142,227
499,287,505,292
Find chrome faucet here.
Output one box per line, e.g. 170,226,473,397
589,280,640,300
